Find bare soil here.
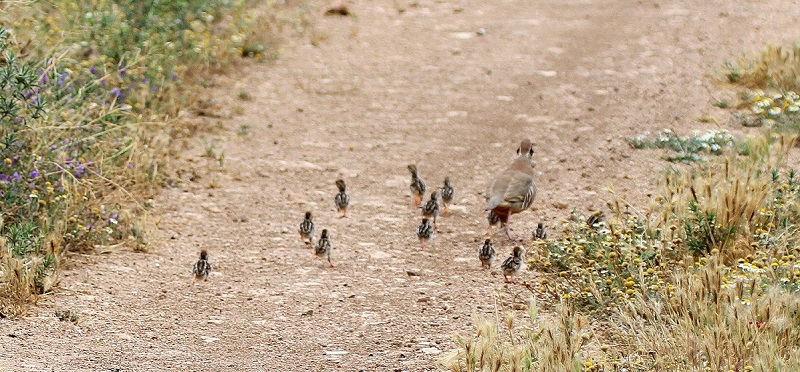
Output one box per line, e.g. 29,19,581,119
2,0,799,370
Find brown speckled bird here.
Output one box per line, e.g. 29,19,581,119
408,164,427,206
486,210,503,236
501,246,524,283
533,222,547,240
419,190,440,230
416,218,434,248
485,139,537,241
440,177,454,215
478,238,496,269
298,211,315,247
192,250,212,285
334,179,350,218
314,229,333,267
586,211,604,229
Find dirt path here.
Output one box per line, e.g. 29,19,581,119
3,0,798,370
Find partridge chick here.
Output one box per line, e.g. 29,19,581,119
416,218,434,248
533,222,547,240
314,229,334,267
408,164,427,206
419,190,440,230
501,246,524,283
486,210,503,236
440,177,454,215
485,139,537,241
586,211,604,229
334,179,350,218
478,238,496,269
192,250,212,285
298,211,315,247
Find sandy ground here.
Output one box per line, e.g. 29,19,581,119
2,0,799,370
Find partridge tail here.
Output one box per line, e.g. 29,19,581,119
485,195,503,211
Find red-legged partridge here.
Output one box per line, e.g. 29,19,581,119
485,139,537,241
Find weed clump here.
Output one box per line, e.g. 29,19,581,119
627,129,745,163
724,45,800,91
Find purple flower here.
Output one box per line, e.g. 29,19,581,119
141,77,148,84
90,66,97,74
100,80,106,87
126,163,134,169
40,75,48,85
57,72,67,86
151,86,159,92
109,88,123,100
0,174,9,184
170,74,178,80
119,69,127,76
75,165,86,178
12,172,20,182
29,170,38,179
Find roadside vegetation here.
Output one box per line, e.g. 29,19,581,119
443,44,800,371
0,0,290,316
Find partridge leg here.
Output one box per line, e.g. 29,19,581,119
503,222,524,242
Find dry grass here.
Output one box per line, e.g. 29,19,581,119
724,45,800,91
444,129,800,370
442,36,800,370
613,259,800,371
440,299,592,371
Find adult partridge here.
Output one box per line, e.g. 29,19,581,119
485,139,537,241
